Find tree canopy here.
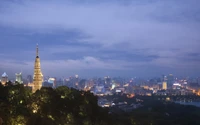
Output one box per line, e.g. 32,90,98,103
0,84,114,125
1,83,200,125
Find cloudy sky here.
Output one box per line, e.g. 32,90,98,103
0,0,200,79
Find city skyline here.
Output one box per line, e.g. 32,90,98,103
0,0,200,78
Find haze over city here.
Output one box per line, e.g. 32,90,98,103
0,0,200,78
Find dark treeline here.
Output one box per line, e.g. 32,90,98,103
1,82,200,125
0,82,117,125
108,94,200,125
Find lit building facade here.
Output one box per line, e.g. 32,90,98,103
16,72,23,84
162,82,167,90
1,72,8,85
32,44,43,93
48,78,56,88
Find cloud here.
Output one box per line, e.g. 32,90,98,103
0,56,147,78
0,0,200,77
1,0,199,48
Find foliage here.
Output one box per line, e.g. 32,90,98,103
0,84,113,125
1,83,200,125
107,94,200,125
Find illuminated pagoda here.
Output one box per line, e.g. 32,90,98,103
32,44,43,93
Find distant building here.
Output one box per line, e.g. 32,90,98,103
172,83,181,89
104,76,111,85
164,75,167,81
75,75,79,79
43,81,53,88
198,77,200,85
156,90,167,96
27,75,33,83
161,75,165,82
48,78,56,88
1,72,8,85
115,87,125,93
16,72,23,84
167,74,174,86
162,82,167,90
95,85,105,95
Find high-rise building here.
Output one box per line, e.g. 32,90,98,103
48,78,56,88
162,82,167,90
167,74,174,83
162,75,167,82
27,75,33,83
32,44,43,93
167,74,174,88
161,75,165,82
198,77,200,85
16,72,23,84
1,72,8,85
75,75,79,79
104,76,111,86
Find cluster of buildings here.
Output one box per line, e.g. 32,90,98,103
1,70,200,97
98,98,143,112
0,45,43,93
39,74,200,97
1,45,200,114
0,72,32,86
1,45,200,97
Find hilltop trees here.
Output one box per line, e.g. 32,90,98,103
0,83,114,125
2,83,200,125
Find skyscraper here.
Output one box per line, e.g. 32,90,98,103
162,81,167,90
27,75,33,83
15,72,23,84
167,74,174,88
48,78,56,88
32,44,43,93
1,72,8,85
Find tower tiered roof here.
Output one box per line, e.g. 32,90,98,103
32,44,43,92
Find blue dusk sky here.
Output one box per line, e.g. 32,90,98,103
0,0,200,78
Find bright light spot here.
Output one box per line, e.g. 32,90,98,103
32,110,37,113
48,115,55,121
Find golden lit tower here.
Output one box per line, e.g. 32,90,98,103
162,81,167,90
32,44,43,92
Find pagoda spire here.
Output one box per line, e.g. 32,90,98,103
36,44,39,57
